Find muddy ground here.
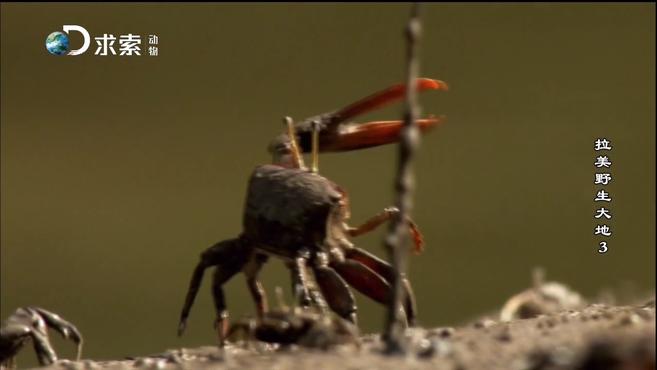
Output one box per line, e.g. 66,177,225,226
34,297,655,370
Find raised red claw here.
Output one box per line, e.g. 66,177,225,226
321,116,445,152
335,78,448,122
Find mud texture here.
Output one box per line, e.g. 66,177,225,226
33,300,655,370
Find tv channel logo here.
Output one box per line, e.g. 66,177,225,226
46,25,159,57
45,25,90,56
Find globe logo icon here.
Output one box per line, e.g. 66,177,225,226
45,31,70,56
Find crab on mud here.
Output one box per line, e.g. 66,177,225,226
177,78,448,345
226,288,360,349
0,307,82,368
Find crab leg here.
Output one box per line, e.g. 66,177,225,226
288,256,330,313
178,237,252,346
331,260,391,304
312,253,357,324
243,253,269,319
346,207,424,254
30,307,83,361
288,254,313,307
31,329,58,366
0,308,59,366
330,258,412,328
343,247,418,325
313,266,357,324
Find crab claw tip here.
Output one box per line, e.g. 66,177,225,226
418,78,449,91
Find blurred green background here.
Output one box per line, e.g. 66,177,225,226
1,3,654,367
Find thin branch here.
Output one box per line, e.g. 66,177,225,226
383,2,422,354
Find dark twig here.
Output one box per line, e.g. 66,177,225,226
383,3,422,354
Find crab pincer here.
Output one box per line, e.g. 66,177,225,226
284,78,448,154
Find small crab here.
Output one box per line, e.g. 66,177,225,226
178,78,448,345
227,288,359,349
500,268,585,321
0,307,82,368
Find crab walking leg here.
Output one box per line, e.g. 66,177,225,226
288,254,313,307
211,269,237,345
178,238,251,342
331,259,409,328
344,247,418,326
0,324,24,365
243,253,270,319
31,328,58,366
312,253,357,324
30,307,83,361
346,207,424,254
23,308,58,366
288,249,330,311
307,280,330,312
0,319,57,366
331,260,390,304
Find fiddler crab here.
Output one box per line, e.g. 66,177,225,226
178,78,448,345
0,307,82,368
500,269,585,322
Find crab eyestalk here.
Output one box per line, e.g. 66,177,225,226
311,120,320,173
284,116,306,169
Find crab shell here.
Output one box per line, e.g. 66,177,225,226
243,164,351,260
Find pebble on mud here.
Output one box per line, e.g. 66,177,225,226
472,319,495,329
417,337,452,359
428,327,454,338
618,313,643,326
